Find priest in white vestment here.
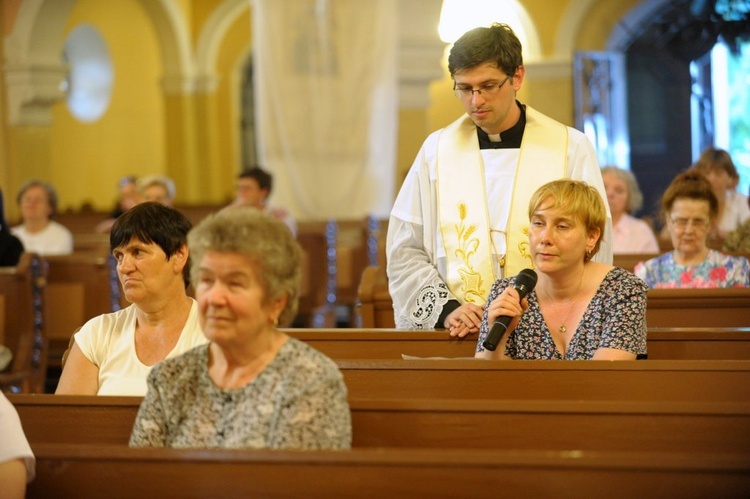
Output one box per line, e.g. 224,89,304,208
386,23,612,334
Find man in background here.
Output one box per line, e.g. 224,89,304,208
232,167,296,236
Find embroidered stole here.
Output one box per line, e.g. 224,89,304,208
436,108,568,304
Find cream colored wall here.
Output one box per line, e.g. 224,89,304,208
1,0,647,218
50,0,164,212
0,4,8,212
575,0,642,50
213,9,251,204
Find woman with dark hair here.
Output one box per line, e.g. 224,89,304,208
635,170,750,288
56,202,207,395
0,188,24,266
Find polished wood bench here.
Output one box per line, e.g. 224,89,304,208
0,253,47,393
10,394,750,455
286,327,750,360
646,288,750,327
647,327,750,359
613,253,657,272
26,444,750,498
43,254,121,367
334,359,750,402
357,265,750,328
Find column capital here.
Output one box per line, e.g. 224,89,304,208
4,62,68,126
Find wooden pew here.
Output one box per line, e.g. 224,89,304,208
11,394,750,455
648,327,750,359
43,254,121,367
296,217,387,328
288,328,475,359
356,265,750,328
646,288,750,327
295,226,330,327
72,233,111,255
26,443,749,498
335,359,750,402
613,253,657,272
286,327,750,360
356,265,394,328
0,253,47,393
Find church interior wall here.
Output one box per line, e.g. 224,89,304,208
1,0,650,221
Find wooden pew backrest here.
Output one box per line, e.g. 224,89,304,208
335,358,750,402
646,288,750,327
44,254,120,367
285,327,750,361
357,266,750,329
356,266,394,328
27,443,750,498
0,253,47,393
12,394,750,455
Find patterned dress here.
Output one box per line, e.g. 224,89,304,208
475,267,648,360
634,250,750,288
129,339,352,450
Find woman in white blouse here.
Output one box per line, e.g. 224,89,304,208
694,147,750,240
56,202,207,395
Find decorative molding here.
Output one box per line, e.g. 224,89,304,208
396,0,444,109
525,58,572,80
161,73,196,95
193,73,221,94
398,42,445,107
4,62,68,126
195,0,248,81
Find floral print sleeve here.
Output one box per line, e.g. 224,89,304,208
594,269,648,355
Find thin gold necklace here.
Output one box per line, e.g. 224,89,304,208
544,267,585,334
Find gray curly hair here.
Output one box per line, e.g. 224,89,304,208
188,207,301,326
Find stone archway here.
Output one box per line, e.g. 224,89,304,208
3,0,193,126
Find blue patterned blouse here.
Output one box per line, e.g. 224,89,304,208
634,250,750,288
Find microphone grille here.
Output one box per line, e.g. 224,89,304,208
515,268,538,291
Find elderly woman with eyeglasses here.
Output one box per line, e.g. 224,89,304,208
634,170,750,288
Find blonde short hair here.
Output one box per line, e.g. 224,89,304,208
188,207,301,326
528,179,607,261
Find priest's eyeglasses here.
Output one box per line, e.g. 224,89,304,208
453,75,512,100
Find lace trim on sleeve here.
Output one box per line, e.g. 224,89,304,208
397,282,450,329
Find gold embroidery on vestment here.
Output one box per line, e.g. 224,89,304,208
518,226,535,269
454,203,485,304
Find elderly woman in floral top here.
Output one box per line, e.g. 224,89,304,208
476,180,648,361
635,170,750,288
129,208,351,450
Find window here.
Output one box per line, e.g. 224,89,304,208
62,25,113,122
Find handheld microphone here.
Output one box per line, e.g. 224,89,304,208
482,268,538,352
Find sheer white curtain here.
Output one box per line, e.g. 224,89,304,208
252,0,397,221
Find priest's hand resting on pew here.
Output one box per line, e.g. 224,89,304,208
445,302,484,338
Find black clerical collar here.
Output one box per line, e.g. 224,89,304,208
476,102,526,149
